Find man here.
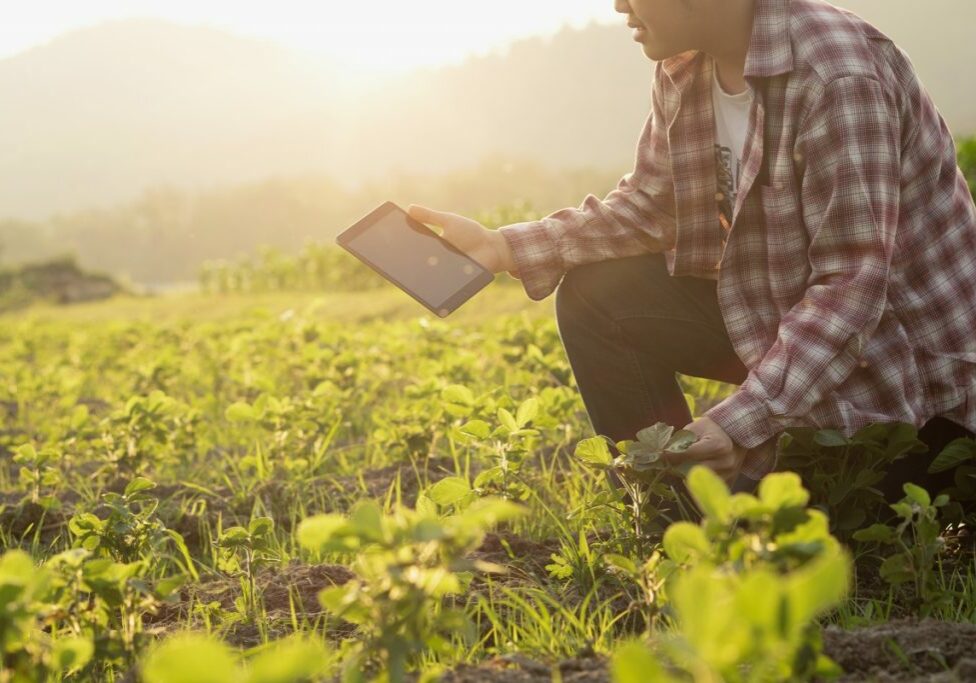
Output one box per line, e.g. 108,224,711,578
408,0,976,496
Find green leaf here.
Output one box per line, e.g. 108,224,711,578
51,636,94,675
786,548,851,628
218,527,250,548
603,554,638,576
473,467,504,489
248,516,274,538
442,384,475,406
515,397,539,428
884,423,928,460
318,585,368,624
902,482,931,507
880,554,914,585
412,518,447,542
415,493,438,517
458,419,491,440
142,634,239,683
686,466,731,523
928,438,976,473
225,402,257,422
428,477,471,507
154,574,187,599
124,476,157,497
457,497,526,528
728,493,764,518
574,437,613,467
758,471,810,510
297,514,353,553
625,442,663,466
852,524,898,544
890,501,914,520
610,640,669,683
12,444,38,465
635,423,674,451
70,404,90,429
69,512,103,536
349,501,383,540
662,522,710,564
497,408,518,433
245,635,330,683
665,429,698,453
813,429,849,448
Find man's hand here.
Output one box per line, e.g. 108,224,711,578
665,416,748,484
407,204,516,275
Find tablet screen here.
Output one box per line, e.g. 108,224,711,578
345,207,483,308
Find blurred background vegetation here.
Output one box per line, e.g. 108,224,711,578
1,3,975,302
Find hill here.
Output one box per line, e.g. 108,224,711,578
2,2,973,220
0,19,648,219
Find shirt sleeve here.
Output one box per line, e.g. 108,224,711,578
498,62,678,301
706,75,901,450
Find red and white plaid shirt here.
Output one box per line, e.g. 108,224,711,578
499,0,976,478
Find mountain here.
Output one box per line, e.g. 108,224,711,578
0,3,974,220
0,19,650,219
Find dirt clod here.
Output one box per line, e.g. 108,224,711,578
823,618,976,681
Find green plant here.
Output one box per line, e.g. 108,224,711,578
611,466,851,682
0,550,93,680
777,423,928,534
853,482,955,616
12,444,61,510
140,632,331,683
926,436,976,524
958,135,976,200
70,477,172,563
297,495,524,682
459,395,542,501
574,423,698,557
215,516,279,619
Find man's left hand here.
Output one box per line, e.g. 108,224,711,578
666,416,748,484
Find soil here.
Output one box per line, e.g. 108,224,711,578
322,455,464,508
150,561,354,647
434,655,609,683
822,619,976,682
467,531,561,587
0,494,71,541
432,619,976,682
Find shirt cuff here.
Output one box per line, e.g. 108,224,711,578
704,387,778,451
741,434,781,480
498,220,564,302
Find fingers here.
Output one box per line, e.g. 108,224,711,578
664,435,738,477
408,204,458,227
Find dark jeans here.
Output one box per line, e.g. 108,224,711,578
553,253,974,506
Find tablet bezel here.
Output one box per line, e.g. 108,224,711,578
336,201,494,318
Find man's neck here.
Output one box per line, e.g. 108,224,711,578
701,0,757,94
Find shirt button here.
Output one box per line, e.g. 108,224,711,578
715,192,725,202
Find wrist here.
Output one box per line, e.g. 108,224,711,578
493,229,517,274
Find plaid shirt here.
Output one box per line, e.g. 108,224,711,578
499,0,976,478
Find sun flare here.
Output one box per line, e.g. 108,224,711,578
3,0,620,71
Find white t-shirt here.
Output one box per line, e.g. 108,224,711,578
712,63,753,231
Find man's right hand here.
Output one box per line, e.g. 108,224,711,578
407,204,517,275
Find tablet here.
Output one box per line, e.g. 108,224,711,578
336,201,494,317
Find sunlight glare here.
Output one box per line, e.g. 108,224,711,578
3,0,622,72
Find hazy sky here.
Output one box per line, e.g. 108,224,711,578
3,1,622,71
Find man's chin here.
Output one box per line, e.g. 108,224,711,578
641,43,682,61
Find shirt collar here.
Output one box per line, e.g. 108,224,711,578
743,0,793,79
660,0,793,84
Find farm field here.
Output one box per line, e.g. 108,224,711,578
3,283,976,682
